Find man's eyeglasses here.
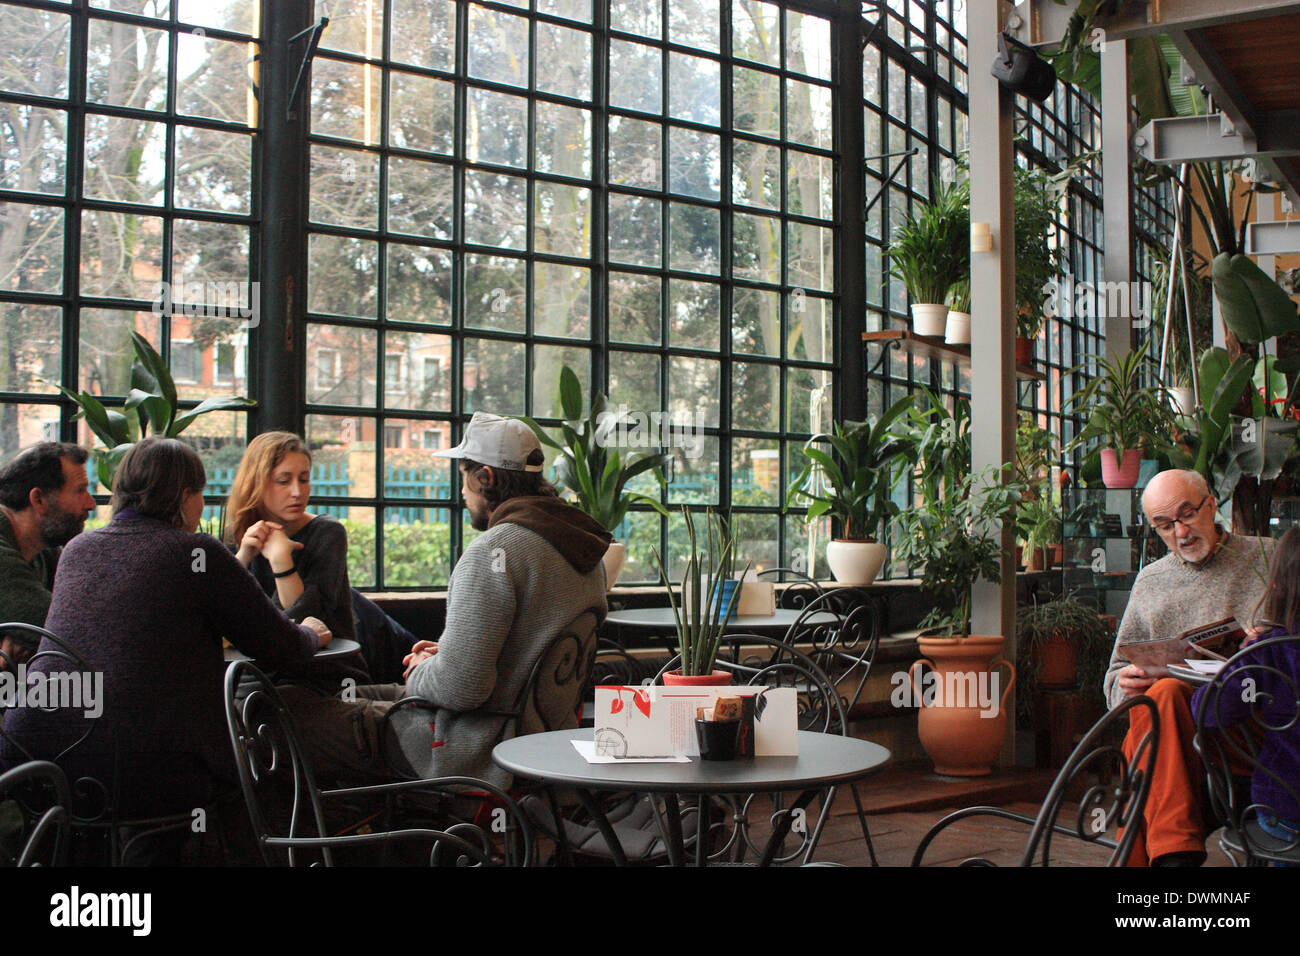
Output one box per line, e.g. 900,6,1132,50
1150,495,1210,533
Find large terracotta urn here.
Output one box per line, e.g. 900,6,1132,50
908,635,1015,776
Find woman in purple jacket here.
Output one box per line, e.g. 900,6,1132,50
0,437,330,818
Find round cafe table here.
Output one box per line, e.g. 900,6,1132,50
493,728,890,866
223,637,362,665
605,608,835,632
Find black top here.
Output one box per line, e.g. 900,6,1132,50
247,514,356,644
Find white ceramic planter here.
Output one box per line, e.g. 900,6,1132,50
602,541,626,590
1170,386,1195,417
945,310,970,345
825,540,887,586
910,303,949,337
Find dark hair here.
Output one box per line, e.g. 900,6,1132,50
110,437,206,529
1254,527,1300,633
0,442,90,510
461,448,557,508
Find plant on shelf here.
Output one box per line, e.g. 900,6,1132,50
517,366,671,588
1015,592,1113,721
785,393,916,586
945,277,972,345
1016,491,1060,571
887,177,970,337
1013,163,1066,351
1014,413,1059,494
651,507,749,682
61,331,256,488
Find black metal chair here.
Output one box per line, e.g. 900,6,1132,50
1193,632,1300,866
755,567,826,611
911,695,1159,867
778,586,884,720
224,660,534,866
0,760,71,866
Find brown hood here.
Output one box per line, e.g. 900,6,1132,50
488,496,612,574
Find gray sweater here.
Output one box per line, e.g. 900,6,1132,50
1103,533,1273,709
399,520,607,788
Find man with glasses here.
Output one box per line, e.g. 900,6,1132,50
1103,469,1274,865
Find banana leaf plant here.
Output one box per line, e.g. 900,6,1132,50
517,365,670,533
61,331,256,488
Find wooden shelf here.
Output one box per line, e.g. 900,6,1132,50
862,329,1046,381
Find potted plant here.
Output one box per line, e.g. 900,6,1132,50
946,277,971,345
652,507,749,686
1065,342,1177,489
785,394,916,586
888,178,969,337
1013,163,1067,366
518,366,671,588
61,331,256,488
1015,592,1112,698
1016,492,1060,572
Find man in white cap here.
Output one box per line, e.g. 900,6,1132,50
280,412,611,790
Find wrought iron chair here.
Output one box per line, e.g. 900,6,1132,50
779,586,884,719
1192,632,1300,866
755,567,826,611
910,695,1160,866
224,660,533,866
0,760,71,866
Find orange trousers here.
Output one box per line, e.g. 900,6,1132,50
1120,678,1211,867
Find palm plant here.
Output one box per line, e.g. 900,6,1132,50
888,177,970,305
1065,342,1177,457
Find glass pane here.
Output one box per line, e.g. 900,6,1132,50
616,510,660,584
732,138,779,210
0,304,61,393
668,52,719,126
83,114,166,206
732,0,779,67
383,508,451,587
390,0,456,73
536,22,591,101
306,323,378,406
668,127,719,201
386,243,453,326
464,171,527,250
608,272,660,345
668,203,719,275
786,365,833,434
786,78,831,150
383,331,453,411
669,355,718,428
303,415,371,502
177,1,258,34
732,362,779,431
608,350,660,419
388,156,454,240
86,20,168,111
467,5,529,89
467,88,528,168
608,193,661,268
666,437,719,506
535,102,592,179
732,212,781,284
669,0,718,53
317,0,379,57
171,219,248,293
1,107,66,195
175,127,251,214
608,116,660,189
786,11,831,80
463,337,526,414
0,202,63,294
786,148,833,221
389,72,455,155
533,344,590,418
0,403,63,459
668,279,719,351
80,210,162,300
534,262,591,338
609,41,661,115
786,220,832,292
732,286,779,356
732,505,779,566
464,253,525,332
788,292,832,362
610,0,660,38
534,181,591,256
0,7,70,100
78,309,160,395
539,0,591,22
307,234,378,319
312,56,381,145
381,427,453,496
733,67,780,138
177,33,257,126
310,145,380,229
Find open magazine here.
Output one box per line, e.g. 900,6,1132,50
1117,617,1246,678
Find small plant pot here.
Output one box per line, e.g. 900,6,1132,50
1015,336,1035,366
825,539,886,585
911,303,949,337
1170,386,1195,417
663,670,732,687
1100,448,1141,489
602,541,626,589
944,310,971,344
695,718,741,761
1036,633,1078,690
1049,544,1063,567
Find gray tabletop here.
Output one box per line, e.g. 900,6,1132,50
223,637,362,664
605,608,836,631
493,728,890,794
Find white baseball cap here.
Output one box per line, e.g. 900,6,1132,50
434,412,543,472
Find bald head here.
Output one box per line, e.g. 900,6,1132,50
1142,468,1221,564
1141,469,1209,512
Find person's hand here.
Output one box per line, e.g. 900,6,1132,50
1117,664,1156,697
403,640,438,679
262,526,303,572
301,616,332,649
1241,625,1267,648
236,520,283,565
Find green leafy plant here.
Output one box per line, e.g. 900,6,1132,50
518,366,671,533
1014,413,1059,491
652,507,749,677
888,177,970,305
1065,342,1177,457
61,331,256,488
1016,491,1060,565
1014,591,1112,721
784,393,916,542
903,388,972,508
947,277,971,314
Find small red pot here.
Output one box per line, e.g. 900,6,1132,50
663,670,732,687
1015,337,1035,366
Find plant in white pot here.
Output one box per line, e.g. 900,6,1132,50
945,277,971,345
518,366,670,588
888,178,969,337
785,394,916,585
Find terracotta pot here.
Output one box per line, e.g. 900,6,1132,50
1100,448,1141,489
1015,336,1035,365
663,670,732,687
1036,632,1078,690
1027,547,1048,571
909,635,1016,776
1049,543,1063,567
825,540,887,585
602,541,626,589
911,303,949,337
